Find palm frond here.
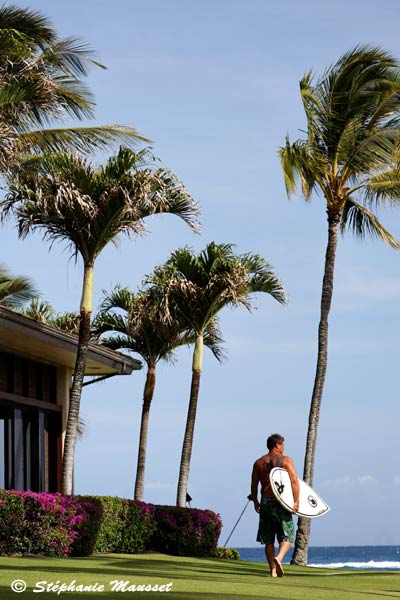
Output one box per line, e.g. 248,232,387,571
339,127,399,182
92,311,129,338
203,317,226,362
0,5,55,44
36,36,105,77
131,166,201,234
21,297,54,322
240,253,288,305
98,332,137,353
0,264,38,307
76,416,87,440
362,166,400,206
278,137,318,199
340,197,400,248
51,311,81,335
97,285,136,313
17,125,149,154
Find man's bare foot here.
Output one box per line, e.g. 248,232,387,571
269,569,277,578
273,557,284,577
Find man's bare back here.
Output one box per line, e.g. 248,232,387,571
252,453,285,498
251,444,299,512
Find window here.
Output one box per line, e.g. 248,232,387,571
0,352,60,492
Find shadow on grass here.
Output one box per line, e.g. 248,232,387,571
0,556,267,581
0,587,282,600
4,555,399,582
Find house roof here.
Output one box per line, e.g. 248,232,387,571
0,306,141,376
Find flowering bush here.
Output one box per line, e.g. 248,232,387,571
0,490,79,557
0,491,220,557
151,506,222,556
68,496,104,556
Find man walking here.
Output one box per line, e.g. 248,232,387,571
251,433,300,577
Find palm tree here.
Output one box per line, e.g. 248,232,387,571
51,311,81,335
22,298,54,322
4,146,200,495
93,284,223,501
279,45,400,565
22,298,81,334
149,242,287,507
0,5,146,171
0,263,37,307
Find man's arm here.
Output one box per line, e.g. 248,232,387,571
283,456,300,514
251,462,260,513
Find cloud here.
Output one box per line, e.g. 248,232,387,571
358,475,377,486
320,476,352,488
334,270,400,312
227,335,385,357
329,340,384,354
145,482,175,491
320,475,378,489
226,335,315,356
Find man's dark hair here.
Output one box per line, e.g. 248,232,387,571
267,433,284,450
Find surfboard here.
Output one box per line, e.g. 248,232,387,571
269,467,330,519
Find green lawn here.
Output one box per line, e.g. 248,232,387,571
1,553,399,600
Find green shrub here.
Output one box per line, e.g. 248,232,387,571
119,500,156,553
70,496,156,556
214,547,240,560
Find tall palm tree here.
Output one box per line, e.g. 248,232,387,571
0,5,146,171
149,242,287,507
0,263,37,307
279,45,400,565
4,146,200,495
93,284,224,501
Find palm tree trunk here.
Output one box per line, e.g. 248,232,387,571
291,212,340,566
134,364,156,501
61,264,94,495
176,334,203,508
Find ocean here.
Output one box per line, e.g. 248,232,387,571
235,546,400,570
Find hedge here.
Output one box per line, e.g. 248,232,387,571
152,505,222,556
70,496,156,556
0,490,222,558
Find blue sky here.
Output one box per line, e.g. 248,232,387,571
4,0,400,547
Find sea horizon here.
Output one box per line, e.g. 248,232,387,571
236,543,400,548
234,545,400,570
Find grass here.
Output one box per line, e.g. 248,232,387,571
0,553,399,600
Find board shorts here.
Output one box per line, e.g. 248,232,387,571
256,497,295,545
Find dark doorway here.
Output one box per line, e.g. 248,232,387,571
0,406,60,492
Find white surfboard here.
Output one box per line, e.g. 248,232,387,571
270,467,330,519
